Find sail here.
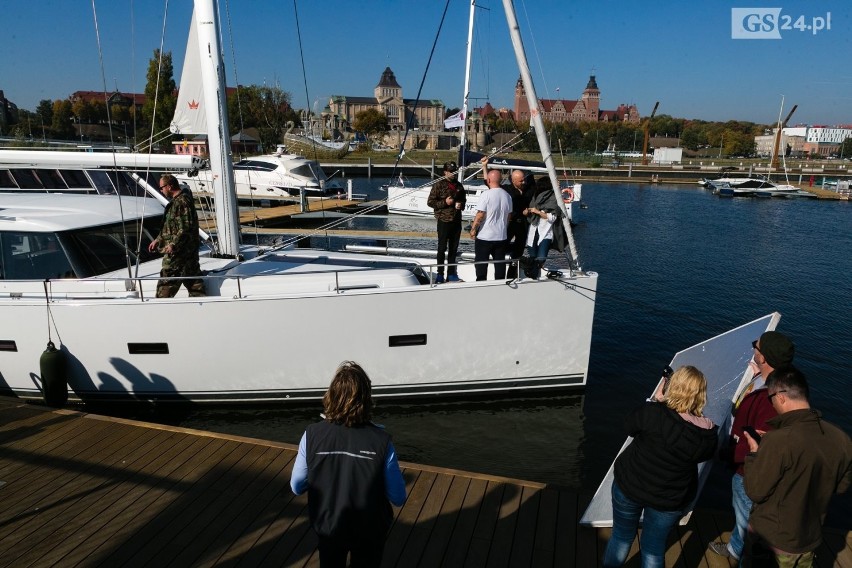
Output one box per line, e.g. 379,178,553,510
170,10,206,135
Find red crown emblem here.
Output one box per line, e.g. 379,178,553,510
188,100,199,110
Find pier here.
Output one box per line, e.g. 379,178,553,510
0,398,849,566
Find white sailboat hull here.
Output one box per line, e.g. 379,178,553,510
0,267,597,403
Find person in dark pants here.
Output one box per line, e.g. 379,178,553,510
503,169,532,279
147,174,205,298
602,366,718,567
471,160,512,281
290,361,407,568
426,161,466,283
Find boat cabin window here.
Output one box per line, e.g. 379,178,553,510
0,231,75,280
62,217,163,277
290,163,325,180
87,170,147,196
9,169,42,190
59,169,94,190
234,160,277,172
0,170,17,189
35,169,69,190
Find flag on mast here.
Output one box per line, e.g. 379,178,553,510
443,110,465,129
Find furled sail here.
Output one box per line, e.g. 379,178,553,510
170,10,206,135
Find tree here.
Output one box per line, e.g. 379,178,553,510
141,49,177,147
226,84,294,151
36,99,53,127
51,99,75,139
839,137,852,159
352,108,389,141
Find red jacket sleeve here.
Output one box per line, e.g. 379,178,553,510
732,390,777,466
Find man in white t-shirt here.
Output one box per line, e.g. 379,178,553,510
470,164,512,281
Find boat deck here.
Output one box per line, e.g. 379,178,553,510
0,398,849,567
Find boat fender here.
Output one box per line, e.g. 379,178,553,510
40,341,68,408
561,187,574,203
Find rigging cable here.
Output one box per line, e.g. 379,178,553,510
91,0,136,283
385,0,452,187
223,0,262,246
292,0,329,241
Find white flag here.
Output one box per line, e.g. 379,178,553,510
443,110,465,129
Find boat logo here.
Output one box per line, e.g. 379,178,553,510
188,100,200,110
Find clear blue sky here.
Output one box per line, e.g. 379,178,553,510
3,0,850,126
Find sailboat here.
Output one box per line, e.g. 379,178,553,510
0,0,597,405
169,16,341,200
385,0,581,221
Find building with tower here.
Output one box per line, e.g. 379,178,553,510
328,67,445,132
514,75,639,125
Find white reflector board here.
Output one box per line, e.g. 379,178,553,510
579,312,780,527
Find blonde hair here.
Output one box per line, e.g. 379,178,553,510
664,365,708,416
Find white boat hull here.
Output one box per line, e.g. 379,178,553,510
0,262,597,404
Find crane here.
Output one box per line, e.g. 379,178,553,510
641,101,660,166
770,104,797,170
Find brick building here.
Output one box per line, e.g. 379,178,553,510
514,75,639,125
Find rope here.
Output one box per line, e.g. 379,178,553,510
384,0,452,187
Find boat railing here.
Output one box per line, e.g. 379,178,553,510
0,255,566,303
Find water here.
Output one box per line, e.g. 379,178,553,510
106,180,852,496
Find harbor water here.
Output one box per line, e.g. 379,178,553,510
110,179,851,501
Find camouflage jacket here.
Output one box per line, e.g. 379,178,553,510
427,177,466,223
157,190,200,269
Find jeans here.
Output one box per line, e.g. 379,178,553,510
525,236,551,279
730,472,751,559
436,219,461,276
602,480,683,568
474,238,507,281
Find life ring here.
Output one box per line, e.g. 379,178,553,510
561,187,574,203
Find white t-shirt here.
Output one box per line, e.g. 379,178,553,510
475,188,512,241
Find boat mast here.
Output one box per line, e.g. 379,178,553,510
457,0,476,181
501,0,580,269
194,0,240,258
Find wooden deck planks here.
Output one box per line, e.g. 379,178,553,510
0,398,849,567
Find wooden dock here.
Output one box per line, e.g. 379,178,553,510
0,398,848,567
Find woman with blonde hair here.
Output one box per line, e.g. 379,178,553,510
291,361,406,568
603,366,719,567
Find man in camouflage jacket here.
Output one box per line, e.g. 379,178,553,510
148,174,205,297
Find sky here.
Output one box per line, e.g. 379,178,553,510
2,0,851,127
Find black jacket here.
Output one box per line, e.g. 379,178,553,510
614,402,718,511
306,421,393,541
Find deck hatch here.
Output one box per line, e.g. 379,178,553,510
388,334,427,347
128,343,169,355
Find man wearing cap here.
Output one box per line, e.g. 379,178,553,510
427,162,466,283
743,365,851,567
709,331,794,565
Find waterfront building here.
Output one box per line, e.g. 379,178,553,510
755,125,851,158
513,75,640,125
327,67,445,133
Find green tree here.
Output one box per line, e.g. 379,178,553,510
51,99,75,139
226,84,294,151
36,99,53,128
141,49,177,147
353,108,389,141
839,137,852,159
